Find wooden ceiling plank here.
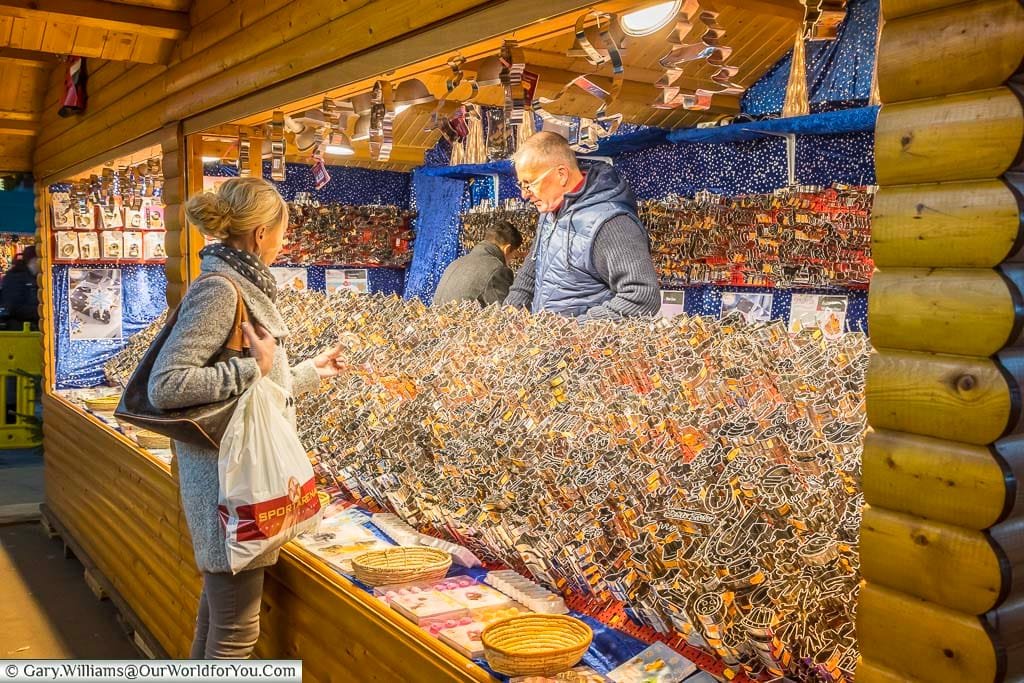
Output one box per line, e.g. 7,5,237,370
0,153,32,171
100,30,137,61
0,45,60,66
0,108,36,120
9,16,45,51
0,16,13,44
0,0,189,40
716,0,803,19
0,117,38,134
39,19,76,54
105,0,190,11
71,24,110,58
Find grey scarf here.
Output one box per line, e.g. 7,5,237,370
199,243,277,302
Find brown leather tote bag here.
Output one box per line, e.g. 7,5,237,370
115,273,251,450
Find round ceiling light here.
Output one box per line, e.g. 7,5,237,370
620,0,681,37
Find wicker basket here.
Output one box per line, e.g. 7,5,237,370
85,395,121,413
481,614,593,677
135,430,170,450
351,547,451,586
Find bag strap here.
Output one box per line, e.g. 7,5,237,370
192,273,250,353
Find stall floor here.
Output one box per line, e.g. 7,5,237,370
0,522,138,658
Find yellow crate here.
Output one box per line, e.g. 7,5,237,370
0,323,42,448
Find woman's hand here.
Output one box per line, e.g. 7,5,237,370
242,322,277,377
311,343,346,379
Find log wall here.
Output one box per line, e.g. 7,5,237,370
860,0,1024,680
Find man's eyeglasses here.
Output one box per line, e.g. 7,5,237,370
517,166,559,196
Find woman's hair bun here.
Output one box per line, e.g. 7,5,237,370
184,177,286,243
185,192,234,240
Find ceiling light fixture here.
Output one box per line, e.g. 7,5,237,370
325,132,355,156
393,79,435,115
619,0,681,37
201,156,221,163
351,115,370,141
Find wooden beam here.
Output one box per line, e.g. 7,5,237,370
0,118,39,136
0,46,61,67
717,0,804,19
0,110,38,122
0,155,31,171
0,0,189,40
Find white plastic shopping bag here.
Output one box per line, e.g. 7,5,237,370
218,377,322,573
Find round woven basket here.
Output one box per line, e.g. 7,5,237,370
135,430,170,450
481,614,593,677
85,395,121,412
351,547,451,586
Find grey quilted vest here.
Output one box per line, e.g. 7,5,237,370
531,160,639,317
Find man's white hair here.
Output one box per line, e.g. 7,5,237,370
512,131,579,170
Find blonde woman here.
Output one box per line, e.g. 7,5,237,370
148,177,344,658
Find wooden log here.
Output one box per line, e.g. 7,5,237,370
882,0,974,20
863,429,1019,529
877,0,1024,102
44,472,190,653
875,87,1023,186
860,505,1007,614
868,268,1018,356
856,658,916,683
866,349,1015,445
857,583,998,682
984,593,1024,679
872,179,1024,268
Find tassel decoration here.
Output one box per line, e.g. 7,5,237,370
782,31,809,118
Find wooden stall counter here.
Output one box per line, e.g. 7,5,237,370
41,391,493,682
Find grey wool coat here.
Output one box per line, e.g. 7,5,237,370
148,255,320,574
433,242,514,307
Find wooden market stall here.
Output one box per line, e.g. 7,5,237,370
26,0,1024,681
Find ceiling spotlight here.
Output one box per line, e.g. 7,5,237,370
352,115,370,141
325,132,355,156
394,79,435,114
351,93,374,115
475,55,502,87
295,127,318,152
620,0,681,37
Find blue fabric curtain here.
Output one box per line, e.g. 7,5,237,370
742,0,880,115
403,171,468,303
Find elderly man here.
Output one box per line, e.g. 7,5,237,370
503,131,659,320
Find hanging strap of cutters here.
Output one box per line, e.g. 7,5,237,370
270,111,287,181
238,131,251,177
369,80,397,162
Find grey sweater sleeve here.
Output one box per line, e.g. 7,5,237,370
584,215,660,320
148,277,261,410
290,359,320,396
503,253,536,309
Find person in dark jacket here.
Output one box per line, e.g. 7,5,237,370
504,132,659,320
1,245,39,330
434,221,522,307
